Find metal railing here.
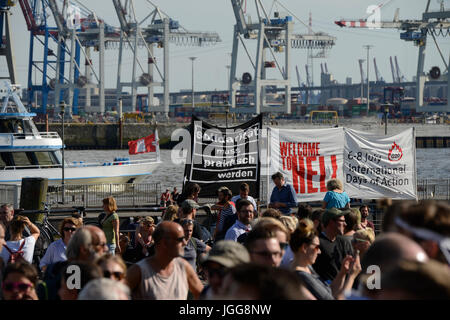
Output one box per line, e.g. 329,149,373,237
0,184,20,208
46,183,161,208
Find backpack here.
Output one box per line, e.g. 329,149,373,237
3,239,26,264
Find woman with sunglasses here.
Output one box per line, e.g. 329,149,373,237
96,254,127,284
39,217,81,273
290,218,361,300
2,261,39,300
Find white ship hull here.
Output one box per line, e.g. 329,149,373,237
0,160,161,185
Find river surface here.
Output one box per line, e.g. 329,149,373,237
65,148,450,191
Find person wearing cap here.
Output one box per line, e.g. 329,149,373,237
199,240,250,300
175,200,204,241
312,208,354,282
268,172,298,216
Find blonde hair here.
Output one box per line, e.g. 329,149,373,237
139,216,155,226
354,228,375,244
279,216,297,234
289,218,317,252
96,253,127,273
326,179,343,191
253,217,290,241
162,205,178,221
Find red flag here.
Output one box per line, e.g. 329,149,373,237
128,134,157,155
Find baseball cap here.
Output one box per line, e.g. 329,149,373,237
322,207,349,226
181,199,200,211
201,240,250,268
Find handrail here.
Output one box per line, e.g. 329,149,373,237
0,132,61,139
0,157,161,171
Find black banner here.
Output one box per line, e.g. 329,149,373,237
183,115,262,198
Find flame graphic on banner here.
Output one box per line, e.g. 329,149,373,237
388,142,403,162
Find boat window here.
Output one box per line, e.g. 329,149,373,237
34,151,54,166
0,120,15,133
11,152,33,167
0,152,14,167
51,151,62,164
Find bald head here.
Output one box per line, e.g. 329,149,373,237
85,225,107,256
153,221,182,244
361,232,428,273
152,221,186,258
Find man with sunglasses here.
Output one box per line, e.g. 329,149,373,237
126,221,203,299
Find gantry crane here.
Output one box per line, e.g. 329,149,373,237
112,0,221,115
18,0,121,115
0,0,17,84
335,0,450,109
229,0,335,113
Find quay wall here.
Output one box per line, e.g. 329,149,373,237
35,122,450,149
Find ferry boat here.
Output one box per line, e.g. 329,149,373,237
0,82,161,185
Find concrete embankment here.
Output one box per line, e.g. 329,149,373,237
36,120,450,149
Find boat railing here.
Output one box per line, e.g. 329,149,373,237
0,157,161,171
0,132,61,139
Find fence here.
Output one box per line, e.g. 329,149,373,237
47,183,161,207
0,184,20,208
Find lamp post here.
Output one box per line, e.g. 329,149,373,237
189,57,197,110
384,105,389,135
363,45,374,114
59,101,66,204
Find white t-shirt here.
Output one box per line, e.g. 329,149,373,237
231,195,257,211
0,236,36,264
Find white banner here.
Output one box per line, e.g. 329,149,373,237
344,128,417,200
269,128,345,202
268,127,417,202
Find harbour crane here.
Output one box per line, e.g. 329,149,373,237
335,0,450,109
389,56,397,83
17,0,121,115
112,0,221,115
358,59,366,99
0,0,17,84
373,57,384,83
229,0,336,113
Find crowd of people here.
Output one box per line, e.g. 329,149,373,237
0,173,449,300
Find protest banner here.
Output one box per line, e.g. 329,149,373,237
183,115,262,198
268,127,417,202
344,128,417,200
268,127,345,202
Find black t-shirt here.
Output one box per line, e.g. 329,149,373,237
312,232,354,282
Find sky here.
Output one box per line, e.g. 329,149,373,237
6,0,450,95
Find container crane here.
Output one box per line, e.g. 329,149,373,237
373,57,384,83
113,0,221,115
0,0,17,84
335,0,450,109
229,0,336,113
358,59,366,99
389,56,397,83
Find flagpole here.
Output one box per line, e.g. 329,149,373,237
155,129,161,162
266,126,271,209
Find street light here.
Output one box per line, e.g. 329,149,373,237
384,105,389,135
363,45,374,114
59,101,66,204
189,57,197,110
